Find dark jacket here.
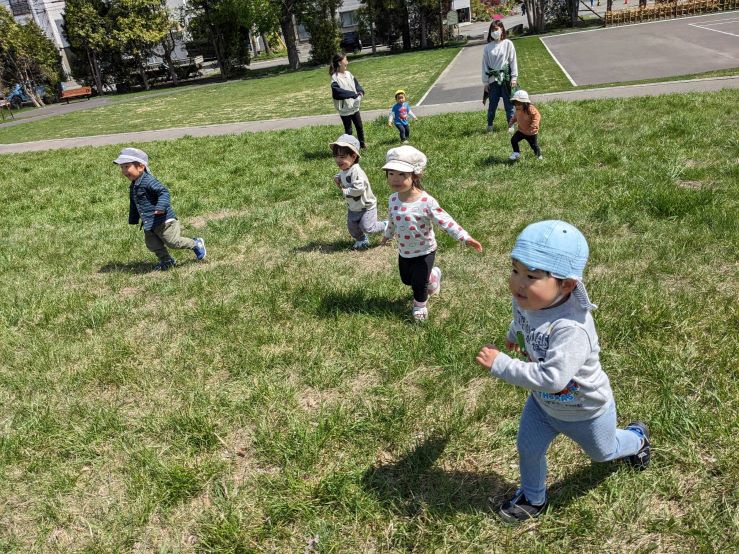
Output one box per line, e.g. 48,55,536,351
331,78,364,100
128,171,177,231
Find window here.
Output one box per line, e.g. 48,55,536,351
340,10,358,28
9,0,32,17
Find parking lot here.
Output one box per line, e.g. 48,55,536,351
540,11,739,85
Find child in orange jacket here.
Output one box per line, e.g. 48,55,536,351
508,90,542,161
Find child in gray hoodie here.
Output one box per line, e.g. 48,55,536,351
476,220,650,523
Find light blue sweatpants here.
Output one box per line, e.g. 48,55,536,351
517,395,642,505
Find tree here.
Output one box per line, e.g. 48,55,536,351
0,10,61,106
109,0,170,90
270,0,302,70
302,0,341,64
63,0,108,94
186,0,254,80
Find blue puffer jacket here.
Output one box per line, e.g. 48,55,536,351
128,171,177,231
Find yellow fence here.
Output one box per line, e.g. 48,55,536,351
605,0,738,26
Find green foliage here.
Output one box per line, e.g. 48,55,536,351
0,9,61,105
302,0,342,64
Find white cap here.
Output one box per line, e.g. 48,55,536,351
329,134,361,159
511,90,530,103
113,147,148,167
382,145,427,175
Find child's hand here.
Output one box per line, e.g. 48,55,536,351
380,237,390,246
465,237,483,253
154,209,165,215
334,176,342,188
476,344,500,369
505,339,521,353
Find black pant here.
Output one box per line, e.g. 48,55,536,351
395,123,410,141
511,130,541,156
399,251,435,303
340,111,365,147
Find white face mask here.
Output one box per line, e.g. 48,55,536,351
492,30,502,40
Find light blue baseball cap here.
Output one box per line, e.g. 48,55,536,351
512,220,596,310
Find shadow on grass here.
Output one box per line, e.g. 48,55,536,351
315,289,409,318
302,149,331,161
362,433,512,515
362,432,622,516
99,261,154,274
294,239,351,254
479,155,514,166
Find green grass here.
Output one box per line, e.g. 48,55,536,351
0,48,460,144
1,90,738,551
514,36,576,93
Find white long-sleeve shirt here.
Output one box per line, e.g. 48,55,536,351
383,192,470,258
481,39,518,84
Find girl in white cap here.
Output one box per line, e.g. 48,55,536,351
475,220,650,523
508,90,542,161
379,145,483,321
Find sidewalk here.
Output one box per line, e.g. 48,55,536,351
2,75,736,155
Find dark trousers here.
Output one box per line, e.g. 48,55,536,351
511,130,541,156
340,111,365,147
399,251,436,303
395,123,410,141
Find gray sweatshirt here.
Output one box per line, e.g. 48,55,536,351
491,294,614,422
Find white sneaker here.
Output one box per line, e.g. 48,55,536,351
486,125,493,133
509,152,521,161
537,155,543,160
428,266,442,296
508,125,515,134
412,305,428,321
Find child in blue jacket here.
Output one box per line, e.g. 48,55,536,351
114,147,206,270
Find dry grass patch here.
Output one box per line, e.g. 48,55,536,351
189,209,250,229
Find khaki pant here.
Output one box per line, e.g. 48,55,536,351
144,219,195,261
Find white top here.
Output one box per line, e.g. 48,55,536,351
336,164,376,211
383,192,470,258
481,39,518,83
332,70,362,116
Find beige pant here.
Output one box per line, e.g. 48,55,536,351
144,219,195,261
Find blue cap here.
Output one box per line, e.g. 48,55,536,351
511,220,589,279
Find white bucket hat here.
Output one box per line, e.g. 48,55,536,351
113,147,149,167
382,145,427,175
329,134,361,159
511,90,531,103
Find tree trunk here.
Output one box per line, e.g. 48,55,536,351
137,58,150,90
86,47,104,95
370,20,376,54
279,4,300,70
261,33,271,55
163,51,180,85
401,2,411,50
570,0,579,26
21,70,43,107
209,24,229,80
420,11,428,49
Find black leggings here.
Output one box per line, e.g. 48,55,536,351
340,111,365,147
399,251,436,303
511,130,541,156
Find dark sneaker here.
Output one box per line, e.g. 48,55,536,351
193,237,206,260
153,258,177,271
498,490,548,523
624,421,650,471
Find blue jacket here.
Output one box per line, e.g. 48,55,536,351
128,171,177,231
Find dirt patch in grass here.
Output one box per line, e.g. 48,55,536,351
676,180,704,190
189,209,250,229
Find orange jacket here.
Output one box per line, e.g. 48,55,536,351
510,104,540,135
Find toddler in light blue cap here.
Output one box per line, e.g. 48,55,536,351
475,220,651,523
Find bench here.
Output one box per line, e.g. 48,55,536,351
60,86,92,103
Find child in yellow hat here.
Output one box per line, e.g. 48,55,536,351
387,89,418,144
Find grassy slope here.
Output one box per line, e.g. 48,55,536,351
0,49,459,144
0,91,737,551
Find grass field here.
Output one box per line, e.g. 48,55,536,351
1,90,738,551
0,48,460,145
